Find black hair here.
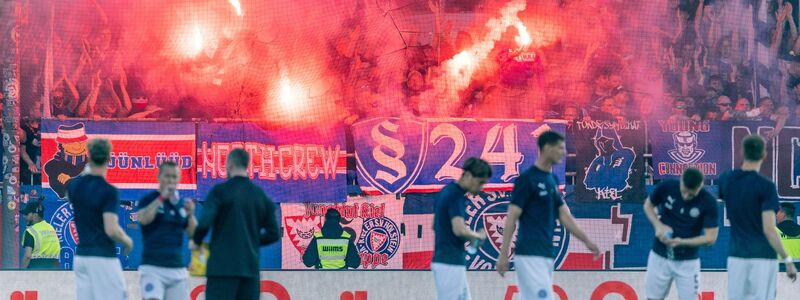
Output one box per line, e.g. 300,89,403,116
227,148,250,169
537,131,565,150
781,203,796,219
462,157,492,178
681,167,704,190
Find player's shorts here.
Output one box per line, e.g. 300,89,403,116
515,255,554,300
644,251,700,300
727,257,778,300
431,262,471,300
139,265,189,300
74,255,127,300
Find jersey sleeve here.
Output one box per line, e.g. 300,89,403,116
762,182,780,212
717,172,727,200
510,175,532,208
649,181,667,206
702,195,719,228
194,185,222,245
552,174,564,208
103,186,120,213
446,192,464,221
137,192,156,211
259,193,281,246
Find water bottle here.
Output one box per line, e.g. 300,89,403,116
171,190,181,205
467,239,483,255
468,224,485,255
664,230,675,260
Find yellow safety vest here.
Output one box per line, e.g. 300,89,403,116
315,231,350,269
23,221,61,260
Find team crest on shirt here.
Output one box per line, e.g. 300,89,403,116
49,202,79,268
689,207,700,218
357,217,401,268
284,216,321,254
465,192,569,270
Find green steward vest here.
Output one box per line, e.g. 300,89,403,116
23,221,61,259
314,231,350,269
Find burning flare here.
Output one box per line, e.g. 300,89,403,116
177,22,206,58
277,73,309,117
514,22,531,48
441,0,527,91
228,0,243,16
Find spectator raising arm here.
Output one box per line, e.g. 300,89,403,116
61,66,81,113
772,7,789,59
76,71,102,117
694,2,704,45
117,64,132,115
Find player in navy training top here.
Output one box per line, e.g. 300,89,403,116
720,135,796,300
432,157,491,300
643,168,718,300
497,131,600,300
69,139,132,300
137,161,197,300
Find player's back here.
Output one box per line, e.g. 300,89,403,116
205,176,274,277
67,175,118,257
720,169,779,259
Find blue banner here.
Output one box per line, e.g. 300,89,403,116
572,120,647,202
196,123,347,202
729,122,800,200
650,120,729,179
353,118,566,195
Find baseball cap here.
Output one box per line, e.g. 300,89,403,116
22,201,43,215
325,208,341,221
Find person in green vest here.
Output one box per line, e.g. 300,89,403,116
21,200,61,269
303,208,361,269
777,202,800,260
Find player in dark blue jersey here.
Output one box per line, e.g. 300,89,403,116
432,157,490,300
137,161,197,300
69,139,132,300
643,167,719,300
720,135,797,300
496,131,600,300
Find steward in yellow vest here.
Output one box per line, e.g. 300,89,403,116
22,201,60,269
777,203,800,259
303,209,361,269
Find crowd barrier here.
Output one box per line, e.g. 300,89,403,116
3,270,800,299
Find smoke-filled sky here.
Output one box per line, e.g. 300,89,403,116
5,0,757,125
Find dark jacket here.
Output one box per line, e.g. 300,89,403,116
302,220,361,269
193,176,280,277
778,220,800,237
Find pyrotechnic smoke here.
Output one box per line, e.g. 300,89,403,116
9,0,760,123
443,0,526,92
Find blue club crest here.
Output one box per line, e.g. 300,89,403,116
353,118,428,194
